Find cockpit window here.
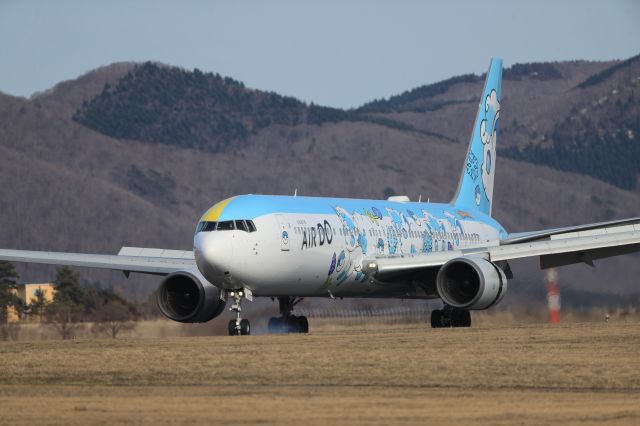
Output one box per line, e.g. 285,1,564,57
217,220,235,231
196,221,217,232
196,219,256,233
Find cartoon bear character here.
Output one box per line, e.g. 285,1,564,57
480,89,500,204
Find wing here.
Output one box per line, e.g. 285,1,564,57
0,246,195,276
363,221,640,278
500,217,640,244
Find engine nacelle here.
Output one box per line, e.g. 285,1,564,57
156,269,226,323
436,256,508,310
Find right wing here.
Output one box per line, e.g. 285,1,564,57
500,217,640,244
363,222,640,278
0,246,195,276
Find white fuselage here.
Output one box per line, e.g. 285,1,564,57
193,196,505,299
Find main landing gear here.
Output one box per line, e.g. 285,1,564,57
431,305,471,328
268,296,309,334
228,289,251,336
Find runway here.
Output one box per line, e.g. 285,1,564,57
1,322,639,424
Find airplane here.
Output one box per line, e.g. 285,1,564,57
1,58,639,335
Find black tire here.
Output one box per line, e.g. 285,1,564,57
268,317,283,334
240,319,251,335
228,319,238,336
442,311,452,328
463,311,471,327
297,316,309,333
451,310,463,328
285,316,298,333
430,310,442,328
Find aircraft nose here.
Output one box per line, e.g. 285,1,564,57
194,231,234,282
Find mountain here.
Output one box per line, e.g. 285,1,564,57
502,55,640,189
1,56,639,305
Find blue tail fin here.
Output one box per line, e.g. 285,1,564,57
451,58,502,216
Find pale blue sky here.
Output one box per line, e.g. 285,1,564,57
1,0,638,108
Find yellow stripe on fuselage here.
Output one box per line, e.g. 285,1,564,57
201,197,236,222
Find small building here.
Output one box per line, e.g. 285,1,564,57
15,283,56,305
5,283,56,323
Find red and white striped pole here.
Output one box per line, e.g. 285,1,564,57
546,268,561,324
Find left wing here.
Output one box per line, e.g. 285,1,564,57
0,246,195,276
363,222,640,278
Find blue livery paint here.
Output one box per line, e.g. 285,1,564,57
217,194,506,234
451,58,502,216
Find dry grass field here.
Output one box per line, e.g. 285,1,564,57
1,322,640,425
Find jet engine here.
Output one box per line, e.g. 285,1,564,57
436,256,507,310
156,269,226,323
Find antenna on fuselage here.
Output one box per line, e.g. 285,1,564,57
294,188,298,197
418,194,422,203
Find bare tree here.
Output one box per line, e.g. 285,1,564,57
43,267,87,340
46,300,83,340
91,301,137,339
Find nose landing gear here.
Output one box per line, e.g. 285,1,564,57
228,289,251,335
267,296,309,334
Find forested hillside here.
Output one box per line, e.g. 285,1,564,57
1,55,639,304
501,55,640,189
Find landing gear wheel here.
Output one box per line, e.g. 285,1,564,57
267,297,309,334
228,319,239,336
451,310,465,328
228,289,251,336
268,317,282,333
430,310,443,328
240,318,251,335
430,307,471,328
296,316,309,333
462,311,471,327
451,310,472,327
